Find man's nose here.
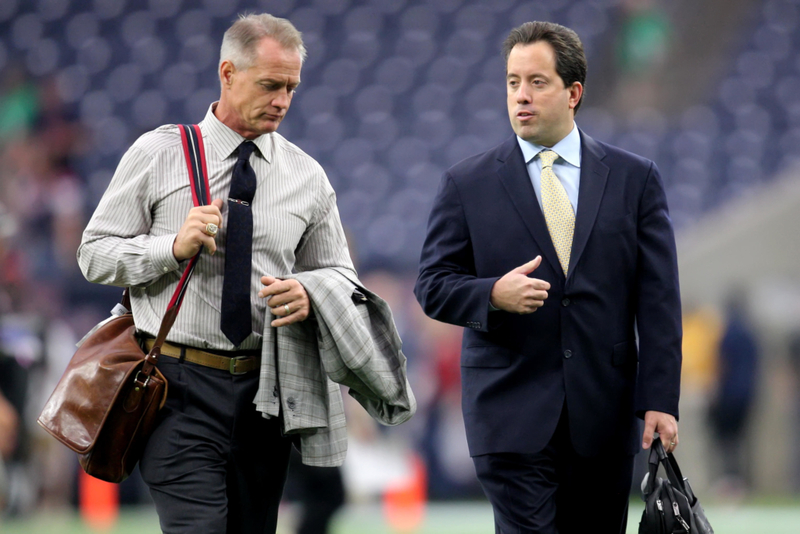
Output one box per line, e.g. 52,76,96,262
273,90,292,109
516,85,532,104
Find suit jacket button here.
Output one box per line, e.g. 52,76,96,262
564,350,573,359
561,298,570,307
287,397,296,409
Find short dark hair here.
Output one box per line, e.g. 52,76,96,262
502,21,587,113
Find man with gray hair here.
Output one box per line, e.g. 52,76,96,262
78,13,356,533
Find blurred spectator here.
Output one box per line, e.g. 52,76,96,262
707,291,760,498
0,390,18,507
616,0,671,76
681,304,723,393
614,0,672,111
0,65,39,142
283,449,346,534
0,201,28,516
416,318,480,499
787,330,800,492
34,76,87,167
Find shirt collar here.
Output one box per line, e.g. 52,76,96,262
201,102,273,163
516,122,581,168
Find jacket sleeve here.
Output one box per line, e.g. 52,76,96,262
634,162,682,419
414,172,500,332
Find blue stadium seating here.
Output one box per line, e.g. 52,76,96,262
0,0,792,271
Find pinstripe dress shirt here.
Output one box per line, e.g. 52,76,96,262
78,103,355,351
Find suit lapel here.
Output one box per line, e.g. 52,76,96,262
568,131,609,281
496,136,562,276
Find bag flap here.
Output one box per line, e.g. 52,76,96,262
37,314,147,453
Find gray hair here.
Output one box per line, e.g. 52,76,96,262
219,13,307,70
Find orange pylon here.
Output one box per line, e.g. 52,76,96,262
78,470,119,531
383,454,427,533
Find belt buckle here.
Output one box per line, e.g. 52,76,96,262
229,355,251,375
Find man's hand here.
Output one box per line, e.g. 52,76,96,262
173,199,224,261
490,256,550,314
643,410,679,453
259,276,310,327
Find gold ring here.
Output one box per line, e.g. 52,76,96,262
205,222,218,236
284,304,290,315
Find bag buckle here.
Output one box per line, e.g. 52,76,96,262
133,371,150,390
229,356,251,375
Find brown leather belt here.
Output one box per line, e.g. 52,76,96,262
143,339,261,375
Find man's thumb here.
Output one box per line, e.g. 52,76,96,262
511,256,541,275
642,421,656,450
212,198,224,209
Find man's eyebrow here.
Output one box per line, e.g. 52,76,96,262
508,71,550,80
258,77,301,86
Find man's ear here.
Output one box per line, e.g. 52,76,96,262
568,82,583,110
219,60,235,88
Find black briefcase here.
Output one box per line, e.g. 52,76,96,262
638,437,714,534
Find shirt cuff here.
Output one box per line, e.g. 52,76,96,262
149,234,181,275
488,302,500,312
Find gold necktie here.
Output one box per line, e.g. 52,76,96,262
539,149,574,276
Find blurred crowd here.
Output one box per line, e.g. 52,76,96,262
0,60,96,517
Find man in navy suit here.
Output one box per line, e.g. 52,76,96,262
415,21,682,533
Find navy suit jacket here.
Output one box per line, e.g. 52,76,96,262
414,131,682,458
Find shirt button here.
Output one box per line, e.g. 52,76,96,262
562,298,571,307
162,266,169,272
564,350,573,359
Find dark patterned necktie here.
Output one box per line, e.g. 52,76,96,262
221,141,257,346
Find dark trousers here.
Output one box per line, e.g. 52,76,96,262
139,356,293,534
473,405,634,534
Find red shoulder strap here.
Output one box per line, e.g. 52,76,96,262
142,124,211,368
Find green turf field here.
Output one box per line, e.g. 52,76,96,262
3,501,800,533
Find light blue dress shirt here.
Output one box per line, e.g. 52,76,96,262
516,122,582,214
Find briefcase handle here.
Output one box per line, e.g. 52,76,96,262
646,437,696,504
